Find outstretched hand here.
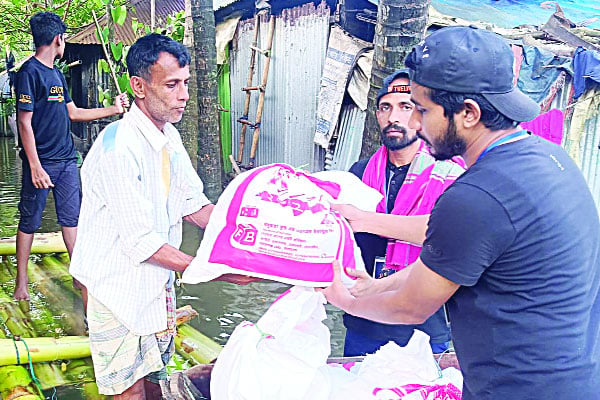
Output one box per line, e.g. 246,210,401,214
319,260,355,311
331,203,368,232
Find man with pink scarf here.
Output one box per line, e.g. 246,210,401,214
338,70,465,356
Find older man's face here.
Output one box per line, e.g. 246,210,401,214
376,77,419,151
139,52,190,131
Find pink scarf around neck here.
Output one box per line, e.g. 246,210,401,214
362,141,465,270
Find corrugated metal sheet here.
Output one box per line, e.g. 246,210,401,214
326,104,365,171
556,81,600,209
67,0,185,45
229,1,330,170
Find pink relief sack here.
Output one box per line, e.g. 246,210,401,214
182,164,369,287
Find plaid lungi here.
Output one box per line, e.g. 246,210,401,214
88,284,176,395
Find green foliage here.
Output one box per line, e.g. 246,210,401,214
96,3,186,106
0,0,127,57
97,58,110,74
0,97,15,117
109,41,123,62
110,5,127,26
166,11,186,43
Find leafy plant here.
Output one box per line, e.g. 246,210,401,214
95,2,186,106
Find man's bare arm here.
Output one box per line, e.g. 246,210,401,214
18,110,53,189
146,243,261,285
334,204,428,245
146,243,193,273
184,204,215,229
66,93,129,122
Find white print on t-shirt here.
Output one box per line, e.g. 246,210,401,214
549,154,565,171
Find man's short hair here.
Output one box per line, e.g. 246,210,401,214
30,12,67,48
376,69,410,107
126,34,191,80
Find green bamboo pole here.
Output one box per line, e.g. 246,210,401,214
0,289,37,337
0,364,45,400
0,256,16,284
0,232,67,255
0,336,91,366
26,260,86,336
174,324,222,365
0,310,45,399
40,255,77,292
81,381,107,400
0,326,44,400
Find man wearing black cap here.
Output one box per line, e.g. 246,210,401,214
336,70,464,357
323,26,600,399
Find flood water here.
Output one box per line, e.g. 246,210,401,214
0,136,345,396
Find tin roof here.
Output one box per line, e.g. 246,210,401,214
67,0,185,45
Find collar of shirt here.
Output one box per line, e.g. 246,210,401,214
386,159,410,177
127,102,169,152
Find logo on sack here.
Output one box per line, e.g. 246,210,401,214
256,191,328,217
48,86,65,102
240,207,259,218
233,224,258,246
18,94,32,104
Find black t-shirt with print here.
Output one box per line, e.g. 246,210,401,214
421,135,600,400
16,57,75,162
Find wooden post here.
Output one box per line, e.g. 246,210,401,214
248,15,275,168
236,14,261,164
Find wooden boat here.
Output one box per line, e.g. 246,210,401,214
162,353,461,399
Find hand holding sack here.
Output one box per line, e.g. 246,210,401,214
182,164,382,287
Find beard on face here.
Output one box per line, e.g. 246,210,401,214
381,124,418,151
418,115,467,161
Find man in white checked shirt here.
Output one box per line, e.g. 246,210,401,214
70,34,255,399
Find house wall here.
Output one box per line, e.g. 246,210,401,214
229,2,331,171
63,43,112,148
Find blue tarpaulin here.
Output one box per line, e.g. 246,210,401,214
368,0,600,29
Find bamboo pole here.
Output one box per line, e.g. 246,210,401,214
0,336,91,366
0,365,44,400
236,13,261,163
0,287,69,390
91,10,121,93
26,260,86,336
174,324,222,365
0,232,67,255
248,14,276,168
0,327,44,400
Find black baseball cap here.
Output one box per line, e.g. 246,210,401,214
376,69,410,107
405,26,540,122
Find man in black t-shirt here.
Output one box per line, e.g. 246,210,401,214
323,26,599,400
14,12,129,301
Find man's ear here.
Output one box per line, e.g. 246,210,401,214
459,99,481,129
130,76,145,99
